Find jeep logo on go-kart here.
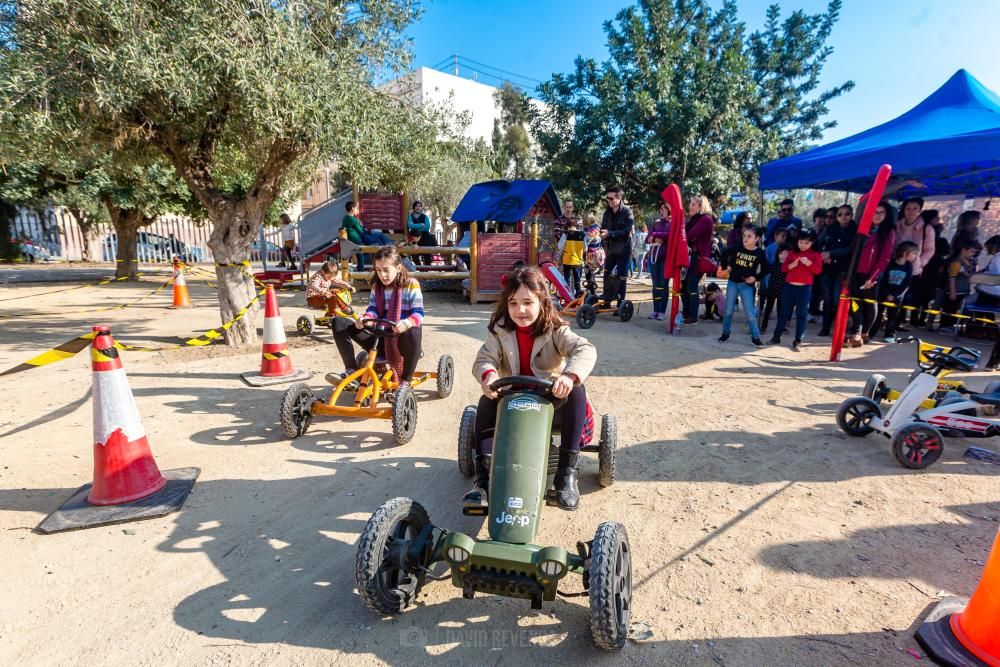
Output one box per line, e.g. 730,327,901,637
507,496,524,509
495,511,530,527
506,397,540,412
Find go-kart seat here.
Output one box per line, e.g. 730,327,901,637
968,392,1000,407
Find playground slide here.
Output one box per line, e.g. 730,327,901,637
297,188,354,263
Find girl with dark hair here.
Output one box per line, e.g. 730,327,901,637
467,266,597,511
331,246,424,386
951,210,982,250
847,202,897,347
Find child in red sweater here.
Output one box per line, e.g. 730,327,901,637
768,229,823,351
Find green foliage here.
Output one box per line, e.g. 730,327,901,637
534,0,853,210
492,82,536,179
411,138,493,217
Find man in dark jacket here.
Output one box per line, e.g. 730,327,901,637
817,211,857,336
599,185,634,306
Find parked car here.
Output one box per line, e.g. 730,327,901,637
14,237,53,262
249,239,282,263
101,232,207,263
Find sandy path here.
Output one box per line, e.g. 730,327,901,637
1,277,998,666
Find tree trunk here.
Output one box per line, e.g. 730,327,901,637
207,206,261,346
67,208,95,262
103,199,144,280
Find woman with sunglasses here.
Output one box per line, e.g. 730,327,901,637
816,205,857,336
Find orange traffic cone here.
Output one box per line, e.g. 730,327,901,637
241,284,311,387
917,528,1000,666
168,258,193,308
36,325,199,533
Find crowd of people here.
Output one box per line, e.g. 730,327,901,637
547,190,994,359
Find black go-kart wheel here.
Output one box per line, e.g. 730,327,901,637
392,383,418,445
598,414,616,487
355,497,431,614
891,422,945,469
836,396,880,437
280,383,315,439
355,350,370,371
296,314,315,336
436,354,454,398
585,294,601,306
863,373,888,404
576,304,597,329
458,405,477,477
617,300,634,322
588,521,632,651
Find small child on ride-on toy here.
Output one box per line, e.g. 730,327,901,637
467,265,597,511
306,261,356,316
332,246,425,387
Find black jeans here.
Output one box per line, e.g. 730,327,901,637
416,232,436,266
563,265,582,296
683,269,704,319
474,384,587,456
819,271,843,334
331,316,422,381
850,274,878,336
760,293,780,331
602,252,629,303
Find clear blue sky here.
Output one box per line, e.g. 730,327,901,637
407,0,1000,142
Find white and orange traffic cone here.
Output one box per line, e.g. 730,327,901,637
917,527,1000,666
168,258,193,308
36,325,199,533
241,284,311,387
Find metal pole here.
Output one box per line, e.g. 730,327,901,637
260,225,268,273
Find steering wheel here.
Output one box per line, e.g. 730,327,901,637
361,318,398,335
490,375,566,408
948,345,981,366
923,349,975,373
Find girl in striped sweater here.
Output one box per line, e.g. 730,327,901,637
332,246,425,386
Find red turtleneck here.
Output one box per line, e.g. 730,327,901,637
515,325,535,376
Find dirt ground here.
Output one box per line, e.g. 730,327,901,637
0,268,998,666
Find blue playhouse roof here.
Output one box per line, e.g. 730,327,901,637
451,180,562,223
759,70,1000,198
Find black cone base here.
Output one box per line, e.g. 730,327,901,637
36,467,200,534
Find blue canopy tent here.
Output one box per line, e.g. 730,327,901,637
451,179,562,223
759,70,1000,198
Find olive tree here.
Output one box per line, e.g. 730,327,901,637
1,0,425,344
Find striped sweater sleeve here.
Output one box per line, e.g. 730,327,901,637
404,280,425,327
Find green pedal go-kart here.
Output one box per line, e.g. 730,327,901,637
354,376,632,651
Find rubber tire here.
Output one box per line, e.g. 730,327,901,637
588,521,632,651
891,422,945,469
836,396,881,437
392,384,418,445
355,497,431,614
576,304,597,329
436,354,454,398
863,373,888,404
598,415,616,487
458,405,477,477
617,300,634,322
355,350,370,371
279,383,315,439
296,314,315,336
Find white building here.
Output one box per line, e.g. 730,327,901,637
385,66,547,146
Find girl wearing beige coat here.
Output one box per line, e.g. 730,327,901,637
465,266,597,512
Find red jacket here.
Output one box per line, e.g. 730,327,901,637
782,249,823,285
857,231,897,281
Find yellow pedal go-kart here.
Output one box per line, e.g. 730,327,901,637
296,289,355,335
863,337,993,410
280,318,454,445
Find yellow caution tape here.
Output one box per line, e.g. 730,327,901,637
0,287,267,373
0,274,143,304
0,331,98,377
840,295,1000,326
